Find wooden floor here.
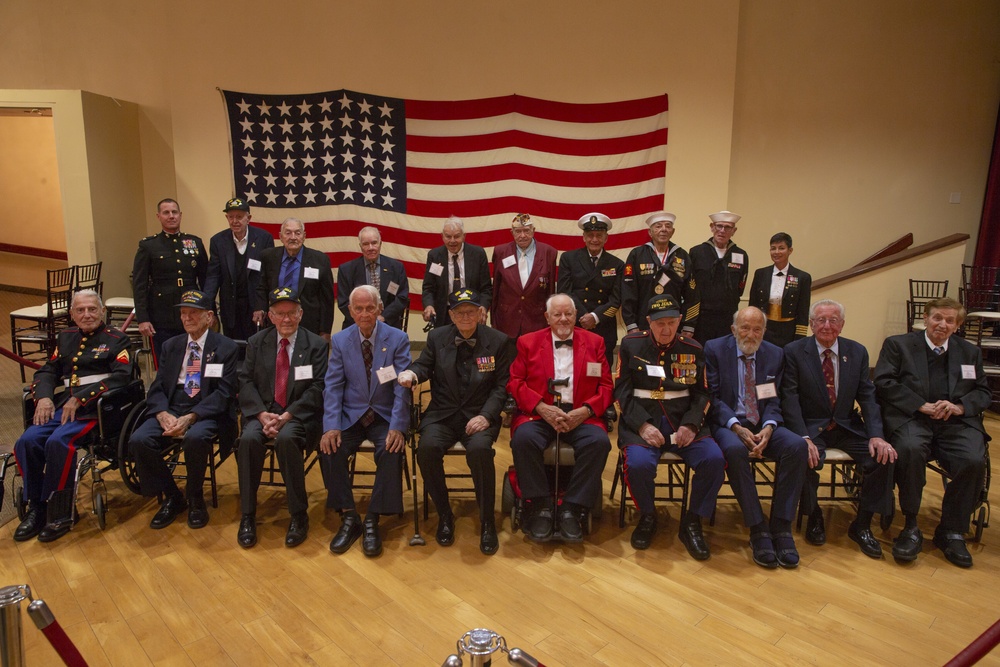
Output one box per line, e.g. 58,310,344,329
2,418,999,666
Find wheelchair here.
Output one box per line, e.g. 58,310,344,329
2,377,146,532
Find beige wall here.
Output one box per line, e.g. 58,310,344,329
0,114,64,251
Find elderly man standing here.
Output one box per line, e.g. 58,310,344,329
421,216,492,328
781,299,896,558
874,297,990,568
321,286,411,557
399,289,514,554
256,218,335,340
13,290,132,542
132,198,207,361
689,211,748,345
202,197,275,342
507,294,613,543
558,213,625,369
622,211,699,337
236,288,329,549
337,226,409,330
704,307,808,568
490,213,557,338
615,295,724,559
129,290,239,530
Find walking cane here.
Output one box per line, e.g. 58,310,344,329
408,385,426,546
547,378,569,537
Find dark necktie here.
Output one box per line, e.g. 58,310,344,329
590,255,598,267
275,337,289,409
934,346,944,355
368,262,380,291
360,339,375,427
822,350,837,429
279,254,299,290
185,342,201,398
452,254,462,292
554,339,573,349
455,337,477,347
741,354,759,426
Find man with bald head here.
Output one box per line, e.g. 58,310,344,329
507,293,613,543
421,216,492,328
337,226,409,330
257,218,335,340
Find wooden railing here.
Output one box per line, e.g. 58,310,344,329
0,242,68,261
814,233,969,290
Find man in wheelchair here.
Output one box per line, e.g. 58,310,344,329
874,297,991,568
13,289,132,542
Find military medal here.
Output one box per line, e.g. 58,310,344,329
654,285,664,294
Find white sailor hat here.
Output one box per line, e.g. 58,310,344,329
644,211,676,227
709,210,741,224
577,212,613,232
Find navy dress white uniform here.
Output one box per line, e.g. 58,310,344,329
622,212,699,335
615,295,724,558
132,229,207,359
748,264,811,348
558,213,625,368
689,211,748,345
14,322,132,541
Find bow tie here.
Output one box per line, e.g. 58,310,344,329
554,339,573,349
455,337,476,348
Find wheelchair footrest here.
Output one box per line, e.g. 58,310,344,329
46,489,76,527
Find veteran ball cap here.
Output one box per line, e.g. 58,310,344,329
175,290,213,310
269,287,301,306
224,197,250,212
578,212,613,232
645,211,676,227
449,288,482,310
647,294,682,320
511,213,533,228
709,210,741,224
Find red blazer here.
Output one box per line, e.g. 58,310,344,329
507,327,613,434
490,240,557,337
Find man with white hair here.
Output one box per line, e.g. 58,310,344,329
490,213,557,338
421,216,492,328
689,210,748,345
256,217,335,340
13,290,132,542
337,226,409,330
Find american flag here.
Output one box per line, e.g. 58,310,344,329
222,89,668,310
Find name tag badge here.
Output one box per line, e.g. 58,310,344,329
204,363,224,378
961,364,977,380
302,267,318,280
756,382,777,399
428,262,444,276
646,365,666,378
247,258,261,271
376,366,398,384
730,253,744,265
587,362,602,377
386,281,400,295
658,274,669,286
294,365,313,380
502,255,516,269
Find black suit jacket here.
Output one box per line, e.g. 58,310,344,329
780,335,883,441
407,323,513,432
421,244,493,327
257,246,335,336
873,331,991,438
238,326,328,425
557,247,624,344
203,225,275,334
337,254,409,330
748,264,812,342
145,330,239,456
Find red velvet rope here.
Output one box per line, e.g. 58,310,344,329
0,346,42,370
945,618,1000,667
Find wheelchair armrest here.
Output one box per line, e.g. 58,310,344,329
502,393,518,416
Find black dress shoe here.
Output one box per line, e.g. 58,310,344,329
285,514,309,548
330,512,362,554
630,513,658,550
558,507,584,542
805,510,826,546
480,519,499,555
13,506,46,542
525,507,553,543
678,516,711,561
892,526,923,562
362,516,382,558
749,531,778,569
436,514,455,547
848,520,883,559
933,530,973,568
187,497,209,529
150,496,188,530
773,532,799,569
237,515,257,549
37,522,72,543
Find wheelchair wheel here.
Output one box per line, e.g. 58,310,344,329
501,474,518,531
13,481,26,521
974,506,987,543
94,492,107,530
116,401,148,495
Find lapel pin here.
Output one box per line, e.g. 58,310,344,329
382,347,387,352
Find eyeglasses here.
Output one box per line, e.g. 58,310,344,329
712,223,736,232
811,318,843,326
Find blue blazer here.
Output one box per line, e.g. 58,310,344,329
780,335,884,441
704,335,784,430
336,255,409,330
203,225,275,332
323,322,411,433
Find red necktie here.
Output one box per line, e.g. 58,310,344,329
275,338,289,408
741,355,759,426
822,349,836,429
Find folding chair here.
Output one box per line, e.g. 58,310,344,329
610,449,690,528
10,267,76,381
74,261,103,296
